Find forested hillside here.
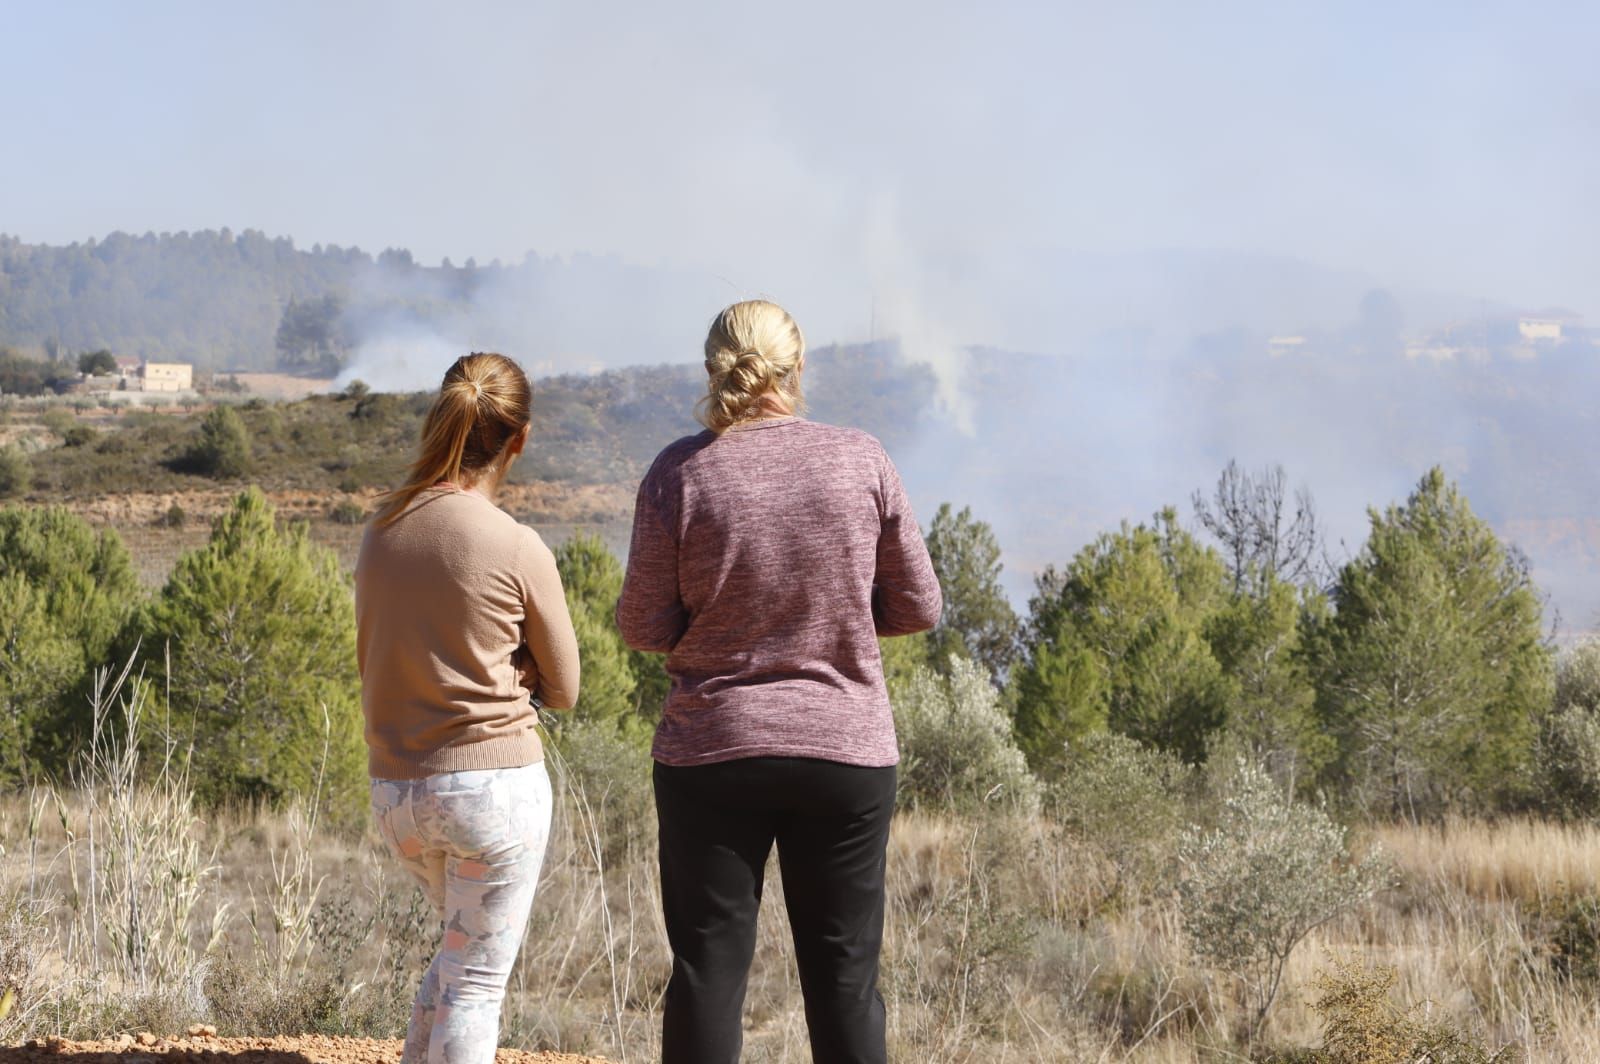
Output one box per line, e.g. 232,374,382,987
0,230,718,371
0,343,936,500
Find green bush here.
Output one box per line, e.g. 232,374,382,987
0,445,31,498
552,533,666,733
134,489,365,823
893,655,1039,813
41,408,76,436
1536,893,1600,985
185,405,252,478
328,498,367,525
1534,639,1600,819
1049,732,1193,896
60,424,97,448
1178,760,1389,1040
0,506,141,774
0,575,84,785
549,715,655,864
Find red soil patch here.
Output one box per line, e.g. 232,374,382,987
1,1033,611,1064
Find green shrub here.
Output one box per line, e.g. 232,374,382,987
41,408,76,436
135,489,365,822
157,503,187,529
1178,760,1389,1040
1536,893,1600,985
328,498,367,525
553,533,665,733
0,445,31,498
1534,639,1600,819
894,655,1039,813
0,575,85,785
0,507,140,774
549,715,655,864
880,631,931,701
1049,732,1193,897
60,424,96,448
185,405,252,478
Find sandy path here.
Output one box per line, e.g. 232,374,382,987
0,1033,612,1064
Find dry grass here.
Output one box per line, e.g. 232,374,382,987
9,751,1600,1061
1377,817,1600,904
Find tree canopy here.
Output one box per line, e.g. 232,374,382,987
134,489,366,821
1307,467,1551,817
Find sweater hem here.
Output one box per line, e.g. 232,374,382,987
368,730,543,780
650,741,899,769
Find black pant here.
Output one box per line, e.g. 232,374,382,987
654,757,898,1064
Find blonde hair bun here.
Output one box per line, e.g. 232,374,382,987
699,301,805,432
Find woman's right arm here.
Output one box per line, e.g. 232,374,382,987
873,450,943,636
519,530,581,710
616,471,689,652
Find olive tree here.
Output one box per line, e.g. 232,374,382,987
1178,760,1389,1041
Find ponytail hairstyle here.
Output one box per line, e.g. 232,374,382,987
698,300,806,433
373,352,532,525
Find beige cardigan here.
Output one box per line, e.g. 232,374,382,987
355,487,580,778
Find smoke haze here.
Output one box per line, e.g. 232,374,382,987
5,1,1600,621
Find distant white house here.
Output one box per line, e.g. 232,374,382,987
1268,335,1307,357
92,359,196,397
138,362,193,392
1518,318,1564,342
1405,340,1461,363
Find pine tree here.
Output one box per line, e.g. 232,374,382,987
0,506,140,772
1308,468,1551,817
924,503,1019,681
552,533,664,735
1012,509,1231,768
136,489,365,821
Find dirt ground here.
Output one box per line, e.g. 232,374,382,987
54,483,634,586
226,373,337,400
61,482,634,528
0,1033,612,1064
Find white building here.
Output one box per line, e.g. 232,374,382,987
137,362,194,392
1518,318,1564,342
1267,335,1307,358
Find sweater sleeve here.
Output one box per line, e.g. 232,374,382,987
616,469,689,652
872,449,943,637
517,529,581,710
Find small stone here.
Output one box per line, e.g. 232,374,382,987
44,1035,66,1053
183,1025,217,1039
136,1032,158,1047
116,1034,136,1048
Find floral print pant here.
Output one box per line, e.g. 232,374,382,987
371,762,553,1064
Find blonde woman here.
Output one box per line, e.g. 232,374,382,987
617,301,942,1064
356,353,580,1064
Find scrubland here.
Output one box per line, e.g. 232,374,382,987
5,715,1598,1063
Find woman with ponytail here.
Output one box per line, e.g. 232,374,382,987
617,301,943,1064
355,353,580,1064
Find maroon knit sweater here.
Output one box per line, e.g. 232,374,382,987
616,416,942,767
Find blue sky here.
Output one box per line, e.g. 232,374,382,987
4,0,1598,341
